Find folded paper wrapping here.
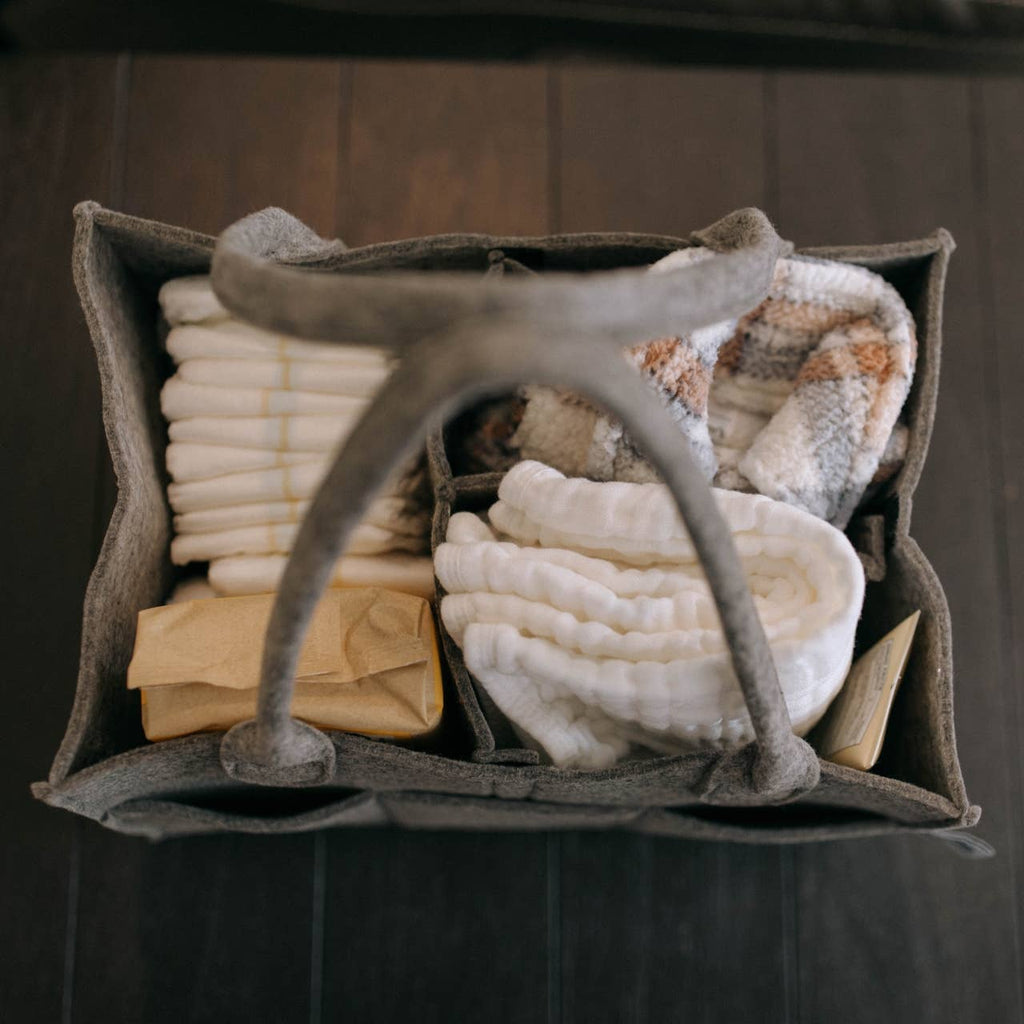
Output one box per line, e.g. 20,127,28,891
207,553,437,600
128,588,443,741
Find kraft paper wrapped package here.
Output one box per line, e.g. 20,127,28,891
127,588,443,742
31,202,983,852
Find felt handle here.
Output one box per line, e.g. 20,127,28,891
212,207,820,802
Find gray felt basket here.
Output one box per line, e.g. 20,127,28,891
31,202,985,852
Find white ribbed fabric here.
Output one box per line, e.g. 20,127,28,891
435,461,864,769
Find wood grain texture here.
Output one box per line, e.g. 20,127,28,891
340,59,549,245
71,831,317,1024
68,54,346,1024
321,830,551,1023
557,66,767,235
560,833,791,1023
325,60,553,1024
124,55,342,237
775,71,1023,1024
978,75,1024,1001
554,64,789,1024
0,56,121,1023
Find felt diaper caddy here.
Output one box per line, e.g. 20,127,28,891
32,201,984,850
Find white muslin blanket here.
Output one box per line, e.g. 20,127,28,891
434,460,864,769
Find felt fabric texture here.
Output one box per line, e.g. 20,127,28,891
436,462,863,768
34,202,976,844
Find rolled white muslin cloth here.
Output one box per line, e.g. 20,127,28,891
208,553,436,601
161,376,369,420
173,495,425,537
168,414,360,452
177,358,389,397
165,323,390,366
170,519,426,565
435,460,864,769
166,443,323,483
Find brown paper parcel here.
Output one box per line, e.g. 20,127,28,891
127,587,443,741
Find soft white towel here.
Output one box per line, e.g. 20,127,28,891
165,323,389,367
177,357,389,397
171,519,425,565
435,460,864,769
161,377,369,420
208,552,436,601
168,414,360,452
165,443,322,483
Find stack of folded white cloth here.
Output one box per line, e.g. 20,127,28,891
435,460,865,769
159,276,435,601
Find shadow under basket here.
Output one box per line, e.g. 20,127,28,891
32,202,980,846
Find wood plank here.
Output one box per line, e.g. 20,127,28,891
69,55,344,1024
123,55,342,237
341,59,549,245
775,70,1022,1024
560,833,791,1023
554,64,791,1024
322,830,551,1022
321,59,554,1024
0,55,121,1023
978,75,1024,1008
72,831,317,1024
557,65,767,234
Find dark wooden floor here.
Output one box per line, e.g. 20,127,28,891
2,55,1022,1023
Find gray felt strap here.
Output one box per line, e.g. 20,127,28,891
212,207,820,802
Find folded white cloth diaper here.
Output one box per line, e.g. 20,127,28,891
435,461,864,769
156,275,431,596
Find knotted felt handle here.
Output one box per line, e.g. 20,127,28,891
211,207,821,803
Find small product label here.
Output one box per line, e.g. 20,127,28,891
815,611,921,770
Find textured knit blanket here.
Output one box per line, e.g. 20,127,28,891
514,250,917,528
435,461,865,769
